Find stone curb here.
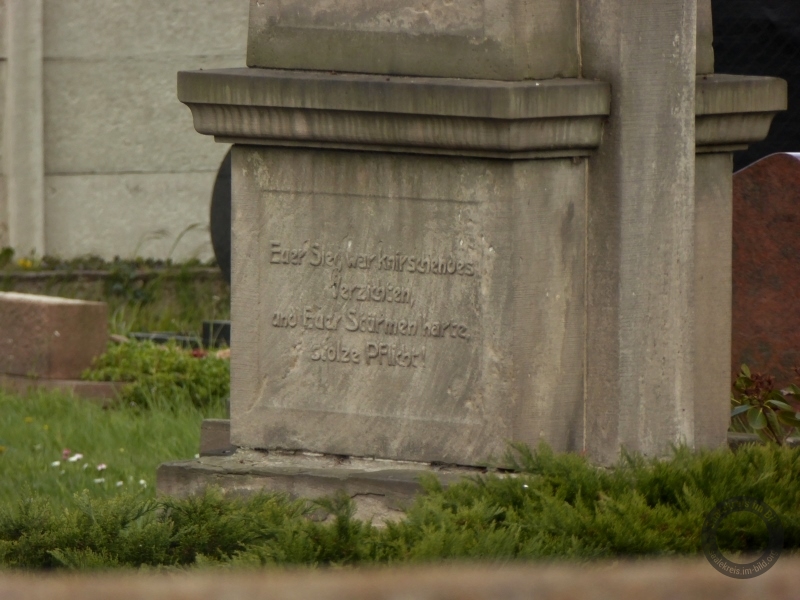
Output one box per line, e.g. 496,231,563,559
0,560,798,599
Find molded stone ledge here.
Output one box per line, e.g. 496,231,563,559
162,433,789,524
178,68,611,158
157,448,484,524
696,74,787,153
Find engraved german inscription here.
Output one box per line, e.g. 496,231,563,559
273,307,471,340
269,241,476,276
270,241,307,265
308,340,426,368
269,239,476,368
364,342,425,367
331,277,412,304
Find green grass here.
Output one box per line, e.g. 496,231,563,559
1,442,799,570
0,340,229,512
0,389,226,511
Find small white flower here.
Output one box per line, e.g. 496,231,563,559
116,481,123,487
93,478,105,484
139,479,147,487
522,484,529,489
194,453,200,459
96,463,107,471
82,463,89,470
51,461,60,467
68,453,83,463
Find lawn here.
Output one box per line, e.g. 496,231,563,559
0,388,226,511
2,365,800,570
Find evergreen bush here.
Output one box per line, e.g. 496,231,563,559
1,443,798,570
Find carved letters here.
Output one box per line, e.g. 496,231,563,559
271,241,475,276
309,340,426,368
269,240,476,367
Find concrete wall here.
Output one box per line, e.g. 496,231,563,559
1,0,249,260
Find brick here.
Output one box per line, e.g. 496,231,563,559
0,292,107,379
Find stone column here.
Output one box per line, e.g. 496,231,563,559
693,75,787,447
581,0,699,462
697,0,715,75
5,0,44,256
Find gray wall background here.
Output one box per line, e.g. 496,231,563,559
0,0,249,261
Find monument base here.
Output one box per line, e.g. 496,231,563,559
159,420,799,524
0,374,121,405
157,447,489,524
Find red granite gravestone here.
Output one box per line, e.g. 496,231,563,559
0,292,120,403
732,153,800,388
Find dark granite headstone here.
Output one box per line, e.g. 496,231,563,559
732,153,800,387
210,149,232,283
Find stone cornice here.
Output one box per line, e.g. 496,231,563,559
695,74,787,153
179,70,786,158
178,68,611,159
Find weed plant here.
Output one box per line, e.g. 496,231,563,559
731,364,800,444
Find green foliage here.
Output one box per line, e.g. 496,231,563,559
82,341,229,411
0,247,13,269
2,443,800,570
1,253,216,274
0,256,230,336
0,492,166,570
103,260,157,305
731,364,800,445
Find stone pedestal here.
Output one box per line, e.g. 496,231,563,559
159,0,786,509
179,70,609,465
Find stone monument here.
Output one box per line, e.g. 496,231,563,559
158,0,786,517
